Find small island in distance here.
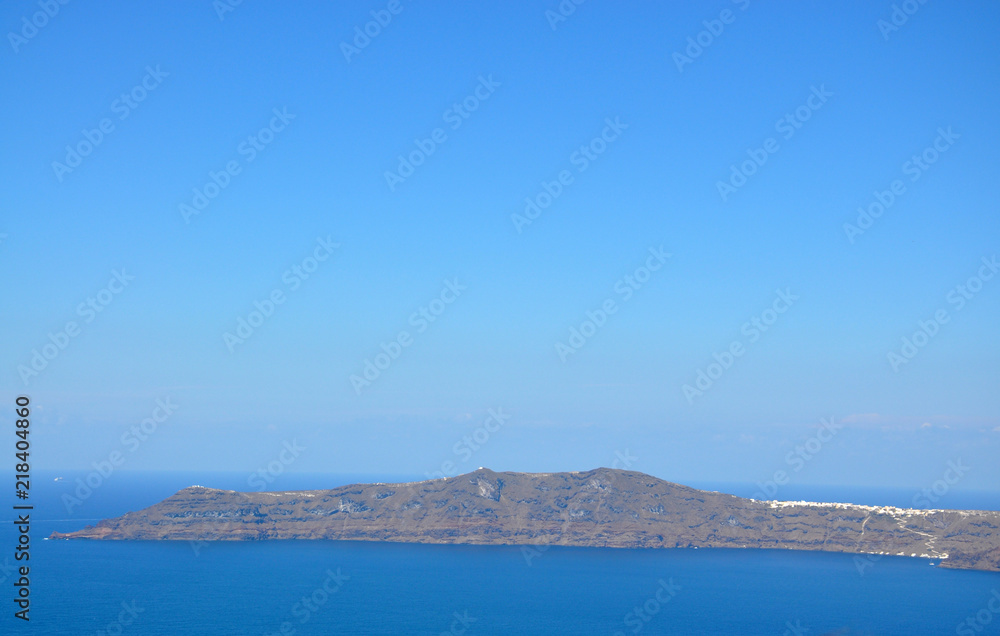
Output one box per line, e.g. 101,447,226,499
50,468,1000,572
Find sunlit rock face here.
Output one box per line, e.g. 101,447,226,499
50,468,1000,573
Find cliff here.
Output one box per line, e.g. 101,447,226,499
49,468,1000,572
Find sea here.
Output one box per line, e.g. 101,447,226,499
3,470,999,635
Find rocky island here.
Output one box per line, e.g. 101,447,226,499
50,468,1000,572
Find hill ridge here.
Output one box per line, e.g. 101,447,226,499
50,468,1000,573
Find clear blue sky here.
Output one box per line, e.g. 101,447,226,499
2,1,998,491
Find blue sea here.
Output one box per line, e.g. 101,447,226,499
4,471,999,635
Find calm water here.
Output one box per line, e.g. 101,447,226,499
3,472,998,635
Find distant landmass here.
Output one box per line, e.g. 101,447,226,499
50,468,1000,572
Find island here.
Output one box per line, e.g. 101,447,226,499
50,468,1000,572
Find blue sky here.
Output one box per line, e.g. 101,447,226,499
2,0,998,491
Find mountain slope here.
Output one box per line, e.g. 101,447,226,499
49,468,1000,572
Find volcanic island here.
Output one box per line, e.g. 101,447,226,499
50,468,1000,572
